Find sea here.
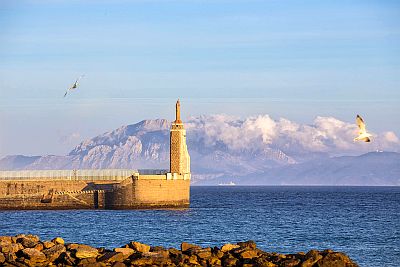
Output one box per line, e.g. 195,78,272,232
0,186,399,267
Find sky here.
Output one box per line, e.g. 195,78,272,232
0,0,399,157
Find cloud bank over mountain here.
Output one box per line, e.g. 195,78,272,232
1,114,399,185
187,114,400,157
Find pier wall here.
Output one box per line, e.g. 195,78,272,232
0,175,190,210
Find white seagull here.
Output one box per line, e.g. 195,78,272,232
64,75,85,97
354,114,372,142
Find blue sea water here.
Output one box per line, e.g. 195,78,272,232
0,186,399,267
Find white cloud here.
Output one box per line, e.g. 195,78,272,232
186,114,400,156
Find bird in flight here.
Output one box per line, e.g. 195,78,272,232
64,75,85,97
354,114,372,142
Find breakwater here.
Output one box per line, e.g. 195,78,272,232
0,235,358,267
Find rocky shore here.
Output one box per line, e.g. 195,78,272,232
0,235,358,267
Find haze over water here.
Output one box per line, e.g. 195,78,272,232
1,186,399,267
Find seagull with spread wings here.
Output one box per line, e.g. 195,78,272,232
354,114,372,142
64,75,85,97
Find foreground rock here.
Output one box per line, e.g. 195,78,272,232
0,235,359,267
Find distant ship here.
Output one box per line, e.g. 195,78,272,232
218,181,236,186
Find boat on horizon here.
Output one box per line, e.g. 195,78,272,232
218,181,236,186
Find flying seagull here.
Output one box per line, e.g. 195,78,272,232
64,75,85,97
354,114,372,142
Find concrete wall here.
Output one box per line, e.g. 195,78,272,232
0,175,190,210
97,175,190,209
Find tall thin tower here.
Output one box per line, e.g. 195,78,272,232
170,99,190,174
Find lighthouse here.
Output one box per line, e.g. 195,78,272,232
170,99,191,175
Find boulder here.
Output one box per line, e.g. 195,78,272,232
239,249,259,259
60,251,77,266
188,255,199,265
237,240,257,249
281,258,301,267
130,257,154,266
223,256,238,266
98,251,125,263
0,252,5,264
139,251,172,265
51,237,65,245
112,262,127,267
254,258,277,267
0,242,23,253
34,243,44,251
168,247,181,256
73,244,99,259
0,237,12,244
181,242,201,252
221,243,240,252
17,237,38,249
114,247,134,258
42,241,55,249
195,248,212,259
129,241,150,253
21,248,47,263
77,257,101,267
316,252,359,267
43,244,66,262
208,256,222,265
301,250,323,267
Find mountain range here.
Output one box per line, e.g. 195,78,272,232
1,117,399,185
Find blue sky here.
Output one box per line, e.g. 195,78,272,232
0,0,399,157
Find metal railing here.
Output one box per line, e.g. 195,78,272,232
138,169,168,175
0,169,139,181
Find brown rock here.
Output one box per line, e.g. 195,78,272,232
168,248,181,256
130,257,154,266
143,250,169,258
77,257,101,267
150,246,165,252
129,241,150,253
0,237,12,244
316,252,359,267
34,243,43,251
199,259,208,267
237,240,257,249
281,258,301,267
114,247,134,258
73,245,99,259
239,249,259,259
208,256,221,265
180,242,201,252
0,242,23,253
112,262,126,267
223,257,238,266
188,255,199,265
42,241,55,249
3,251,17,263
60,251,77,265
169,249,185,265
98,251,124,263
254,258,277,267
195,248,212,259
301,250,323,267
43,244,66,262
67,243,80,250
21,248,47,263
220,243,240,253
0,252,5,264
213,250,224,259
17,237,37,249
51,237,65,245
